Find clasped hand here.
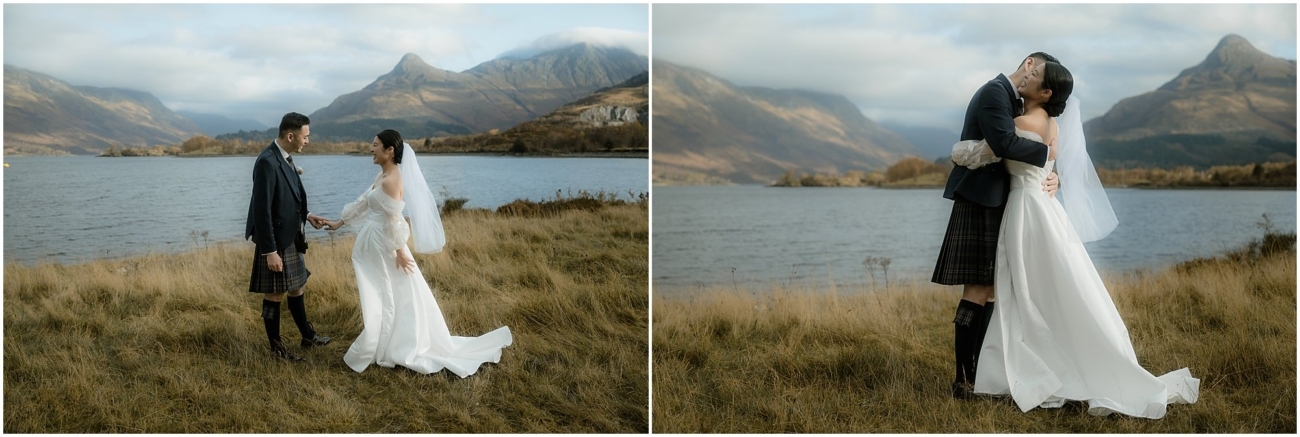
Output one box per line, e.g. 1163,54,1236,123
1042,172,1059,198
307,214,342,231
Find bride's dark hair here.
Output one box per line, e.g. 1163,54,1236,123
376,129,404,164
1041,62,1073,117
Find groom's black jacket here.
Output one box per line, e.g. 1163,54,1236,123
942,74,1049,208
245,142,308,255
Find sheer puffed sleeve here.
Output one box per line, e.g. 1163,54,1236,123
339,191,369,226
376,193,410,252
951,139,1002,170
340,172,381,226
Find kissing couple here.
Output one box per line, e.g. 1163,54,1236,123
933,53,1199,418
244,112,512,377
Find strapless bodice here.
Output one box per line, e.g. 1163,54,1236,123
1006,129,1054,189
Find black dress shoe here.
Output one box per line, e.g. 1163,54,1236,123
951,380,974,400
301,334,332,348
272,345,306,362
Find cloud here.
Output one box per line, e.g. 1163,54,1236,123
653,4,1296,129
497,27,650,59
3,4,647,127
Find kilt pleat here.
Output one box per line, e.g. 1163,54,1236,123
248,241,310,293
932,198,1004,286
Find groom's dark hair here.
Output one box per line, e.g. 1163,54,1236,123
278,112,310,138
1028,52,1059,65
1041,62,1074,117
377,129,404,164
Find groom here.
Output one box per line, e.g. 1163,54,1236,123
933,52,1060,398
245,112,332,361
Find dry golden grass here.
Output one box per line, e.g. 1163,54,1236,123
653,239,1295,433
5,202,648,433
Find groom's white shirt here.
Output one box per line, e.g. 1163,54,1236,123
273,139,290,161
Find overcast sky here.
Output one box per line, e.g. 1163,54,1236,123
654,3,1296,130
4,3,648,126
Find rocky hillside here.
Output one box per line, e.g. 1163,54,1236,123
3,65,203,155
528,71,647,128
652,60,918,184
423,71,648,154
1085,34,1296,168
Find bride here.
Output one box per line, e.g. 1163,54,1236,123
324,129,512,377
951,62,1199,418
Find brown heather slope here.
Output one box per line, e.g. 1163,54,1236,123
654,232,1295,433
5,200,649,432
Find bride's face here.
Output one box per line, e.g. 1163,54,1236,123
370,137,391,165
1018,62,1046,99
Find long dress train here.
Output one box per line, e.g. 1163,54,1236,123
972,129,1199,418
340,177,512,377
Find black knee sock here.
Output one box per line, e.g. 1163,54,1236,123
262,299,282,349
974,301,995,366
286,294,315,339
953,299,985,384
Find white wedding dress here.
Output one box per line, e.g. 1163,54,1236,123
340,175,512,377
970,129,1199,418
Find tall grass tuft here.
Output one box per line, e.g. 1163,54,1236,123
653,232,1296,433
5,201,648,433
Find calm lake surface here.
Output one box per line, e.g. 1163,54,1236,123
3,155,648,264
653,185,1296,293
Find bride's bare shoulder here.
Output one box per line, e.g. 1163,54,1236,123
380,170,404,200
1014,111,1050,141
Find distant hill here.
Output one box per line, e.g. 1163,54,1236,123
877,121,960,161
300,43,647,141
3,65,203,155
176,111,268,137
652,60,919,184
1084,34,1296,168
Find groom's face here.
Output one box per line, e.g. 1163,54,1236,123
285,125,310,153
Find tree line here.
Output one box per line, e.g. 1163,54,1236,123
772,157,1296,188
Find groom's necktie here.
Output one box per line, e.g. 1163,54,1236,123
286,155,305,211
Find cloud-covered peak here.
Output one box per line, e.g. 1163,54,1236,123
497,27,648,60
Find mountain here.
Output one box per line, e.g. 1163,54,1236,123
4,65,203,155
652,60,919,184
527,71,648,128
878,121,960,161
307,43,648,140
176,111,268,137
1084,35,1297,168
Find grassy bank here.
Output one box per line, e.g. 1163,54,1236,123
5,200,648,432
653,233,1295,433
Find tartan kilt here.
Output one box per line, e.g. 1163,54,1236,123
932,198,1005,286
248,241,310,293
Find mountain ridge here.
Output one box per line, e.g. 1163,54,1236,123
652,60,919,184
309,43,648,135
3,64,203,155
1084,34,1296,168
